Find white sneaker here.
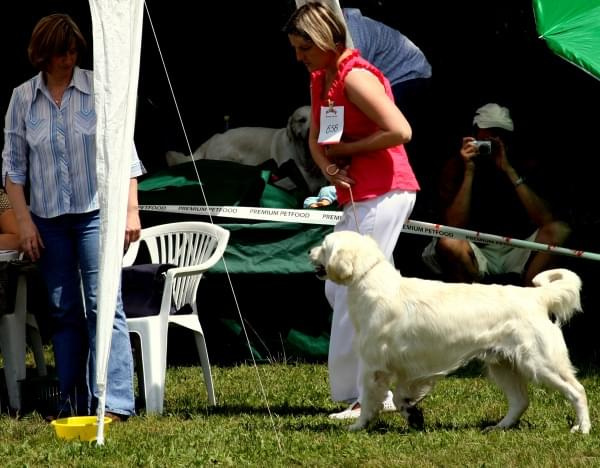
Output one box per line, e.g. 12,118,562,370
382,392,397,412
329,401,361,419
329,394,396,420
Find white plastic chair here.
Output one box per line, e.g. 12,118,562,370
0,254,47,411
122,221,229,414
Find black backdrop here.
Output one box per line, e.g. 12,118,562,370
2,1,597,175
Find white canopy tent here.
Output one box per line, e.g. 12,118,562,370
88,0,144,444
88,0,346,445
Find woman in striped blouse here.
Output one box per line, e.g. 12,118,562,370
1,14,141,420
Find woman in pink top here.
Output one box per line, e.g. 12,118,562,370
285,3,420,420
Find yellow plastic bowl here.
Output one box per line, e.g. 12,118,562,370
51,416,112,442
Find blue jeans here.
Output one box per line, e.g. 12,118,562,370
33,211,135,416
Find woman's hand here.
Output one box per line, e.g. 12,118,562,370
124,206,141,252
124,178,142,252
325,163,354,189
18,218,44,261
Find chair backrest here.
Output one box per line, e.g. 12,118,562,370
123,221,230,313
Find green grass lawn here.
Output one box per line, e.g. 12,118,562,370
1,359,599,467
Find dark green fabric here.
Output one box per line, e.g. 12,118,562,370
138,159,308,209
138,161,333,274
138,173,197,190
213,222,332,274
259,183,300,209
138,160,267,207
286,329,329,358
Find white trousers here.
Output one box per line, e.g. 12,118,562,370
325,190,416,402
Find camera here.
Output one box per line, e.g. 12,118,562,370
471,140,492,156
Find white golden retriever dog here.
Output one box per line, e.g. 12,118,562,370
165,106,326,193
309,231,590,434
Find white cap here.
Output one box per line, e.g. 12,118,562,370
473,103,514,132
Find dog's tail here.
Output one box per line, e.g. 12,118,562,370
165,150,188,167
532,268,582,326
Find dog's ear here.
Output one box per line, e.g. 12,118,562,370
286,114,294,140
327,245,354,284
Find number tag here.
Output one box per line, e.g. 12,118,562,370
317,105,344,145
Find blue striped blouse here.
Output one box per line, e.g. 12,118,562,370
2,67,145,218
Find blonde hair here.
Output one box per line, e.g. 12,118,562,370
27,14,87,71
284,2,347,53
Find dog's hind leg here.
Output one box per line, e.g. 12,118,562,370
348,370,390,431
485,361,529,431
536,367,591,434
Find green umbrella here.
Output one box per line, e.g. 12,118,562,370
533,0,600,80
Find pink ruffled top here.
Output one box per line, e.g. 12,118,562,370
310,50,420,205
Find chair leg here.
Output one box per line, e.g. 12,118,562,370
193,331,216,406
131,322,168,414
0,276,29,410
130,333,145,409
0,316,25,410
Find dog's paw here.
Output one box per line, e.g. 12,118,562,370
570,423,591,434
406,406,424,430
348,421,366,431
481,425,498,434
165,150,189,167
482,424,507,434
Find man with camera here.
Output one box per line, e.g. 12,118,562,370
421,103,571,286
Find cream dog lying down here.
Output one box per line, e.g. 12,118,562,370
165,106,326,194
309,231,590,433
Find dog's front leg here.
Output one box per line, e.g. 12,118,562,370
349,370,389,431
394,380,432,430
399,402,424,430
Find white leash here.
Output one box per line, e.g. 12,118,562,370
347,186,361,235
325,163,360,234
